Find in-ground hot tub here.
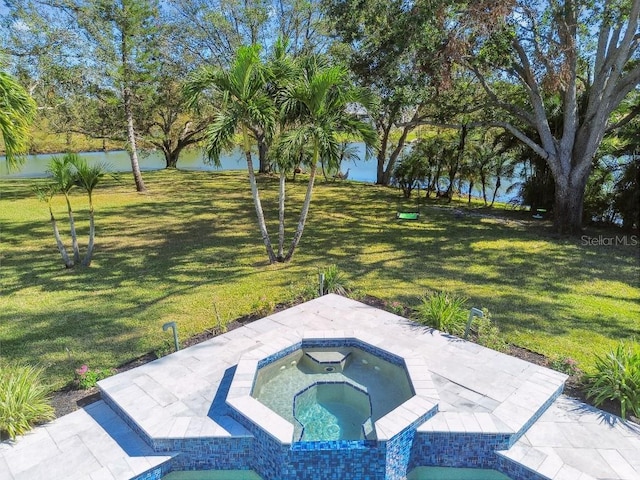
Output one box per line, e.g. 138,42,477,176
223,333,438,480
226,335,437,448
249,344,414,441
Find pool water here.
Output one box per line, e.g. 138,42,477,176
293,381,372,441
296,400,362,440
407,466,513,479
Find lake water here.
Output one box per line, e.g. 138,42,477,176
1,145,380,182
0,145,517,202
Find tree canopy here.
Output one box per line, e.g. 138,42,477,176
1,0,638,232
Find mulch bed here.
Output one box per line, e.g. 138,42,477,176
50,295,634,424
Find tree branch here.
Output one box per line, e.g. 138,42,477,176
492,121,554,165
610,64,640,109
467,64,537,126
606,101,640,132
510,37,557,155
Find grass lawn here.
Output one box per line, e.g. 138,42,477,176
1,170,639,390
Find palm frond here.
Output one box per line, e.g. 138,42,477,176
271,127,313,171
72,157,106,194
33,184,57,203
47,154,78,194
202,108,237,166
247,93,277,140
183,65,223,110
231,44,268,100
0,71,37,171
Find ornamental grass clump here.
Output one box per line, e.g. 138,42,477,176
321,265,349,296
412,290,468,336
0,364,55,440
584,342,640,420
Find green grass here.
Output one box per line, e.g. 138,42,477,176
1,170,638,390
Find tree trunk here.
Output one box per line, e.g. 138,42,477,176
284,161,317,262
434,162,443,196
82,210,95,267
480,174,488,205
385,127,411,185
49,207,73,268
257,136,270,173
490,177,501,207
445,165,458,201
277,170,286,261
376,125,391,185
553,170,589,234
376,125,411,186
164,146,179,169
124,86,147,192
446,125,468,201
243,127,276,263
64,194,81,264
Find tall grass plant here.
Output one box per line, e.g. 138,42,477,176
0,364,55,439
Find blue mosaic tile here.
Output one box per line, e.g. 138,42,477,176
257,342,303,368
130,464,172,480
496,455,551,480
410,431,512,470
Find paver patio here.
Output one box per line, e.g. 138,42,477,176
1,295,638,479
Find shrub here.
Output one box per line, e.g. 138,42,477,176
250,296,276,318
472,312,508,353
584,342,640,419
75,364,114,389
412,290,468,335
549,356,581,376
385,300,407,316
0,364,55,439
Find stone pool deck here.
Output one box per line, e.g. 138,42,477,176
1,294,639,479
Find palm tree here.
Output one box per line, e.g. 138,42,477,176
267,38,307,261
276,59,378,262
185,45,278,263
35,153,105,268
48,154,82,264
73,158,105,266
0,71,37,171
